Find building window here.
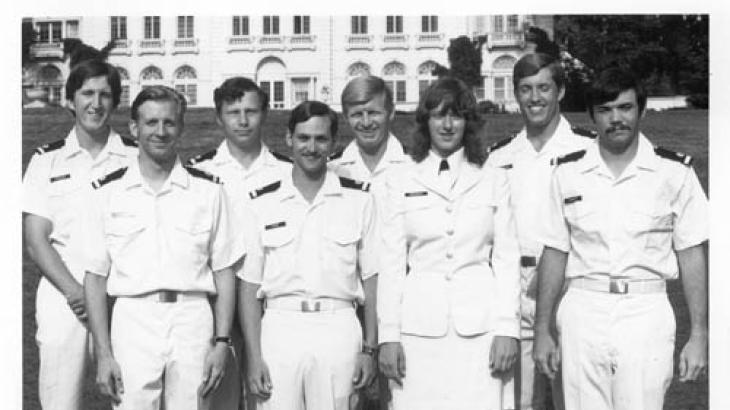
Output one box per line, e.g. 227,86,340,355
66,20,79,38
174,65,197,106
386,16,403,33
347,62,371,78
144,16,161,39
291,78,310,104
494,77,506,101
110,17,127,40
259,81,285,109
263,16,280,35
507,15,519,32
384,81,406,103
421,16,438,33
351,16,368,34
37,64,63,103
232,16,249,36
116,66,130,106
418,60,438,97
293,16,310,34
140,66,164,90
37,22,62,43
383,61,407,103
177,16,194,39
493,16,504,33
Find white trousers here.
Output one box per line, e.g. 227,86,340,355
111,295,214,410
557,288,675,410
391,327,512,410
256,307,361,410
35,278,91,410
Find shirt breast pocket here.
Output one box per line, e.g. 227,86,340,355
626,202,674,251
323,225,360,274
105,214,146,257
403,194,440,237
563,199,598,240
175,219,212,255
48,178,84,239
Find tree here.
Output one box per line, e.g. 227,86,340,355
432,35,487,88
22,20,36,67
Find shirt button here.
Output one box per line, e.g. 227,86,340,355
446,228,454,236
446,252,453,259
445,205,453,213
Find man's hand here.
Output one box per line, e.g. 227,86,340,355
378,342,406,386
489,335,518,374
679,332,708,382
247,356,273,400
96,355,124,404
352,352,377,389
199,343,228,398
533,331,560,380
65,282,87,323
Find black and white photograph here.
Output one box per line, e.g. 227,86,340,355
9,5,727,410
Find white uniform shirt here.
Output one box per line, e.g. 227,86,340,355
537,133,708,281
22,128,138,280
378,150,521,343
83,159,246,296
240,171,378,304
186,141,292,207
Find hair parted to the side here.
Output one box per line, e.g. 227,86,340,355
512,52,565,91
288,100,339,138
410,76,486,166
65,59,122,110
213,76,269,114
341,75,394,115
585,67,647,120
130,85,187,123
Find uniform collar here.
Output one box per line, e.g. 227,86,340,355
218,141,278,173
62,127,125,160
122,157,189,191
340,134,408,167
580,132,657,175
513,115,575,157
278,170,342,203
424,147,465,178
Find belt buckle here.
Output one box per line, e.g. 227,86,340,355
159,290,178,303
609,279,629,294
300,300,321,312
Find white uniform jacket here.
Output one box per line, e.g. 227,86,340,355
378,155,521,343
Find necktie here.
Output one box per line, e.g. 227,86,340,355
438,159,449,174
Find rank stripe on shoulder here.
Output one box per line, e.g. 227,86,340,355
551,150,587,166
34,139,66,155
121,136,138,147
654,146,693,166
271,151,293,163
487,134,517,154
264,221,286,230
184,167,222,184
571,126,598,139
249,181,282,199
49,173,71,183
339,176,370,192
92,167,128,189
185,149,216,166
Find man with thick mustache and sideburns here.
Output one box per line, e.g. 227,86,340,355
486,52,595,410
23,59,138,410
240,101,379,410
533,68,708,410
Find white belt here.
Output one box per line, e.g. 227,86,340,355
569,277,666,294
126,290,209,303
265,296,355,312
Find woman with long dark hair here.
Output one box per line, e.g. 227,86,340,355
377,77,521,410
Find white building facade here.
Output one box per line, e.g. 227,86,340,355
25,15,554,111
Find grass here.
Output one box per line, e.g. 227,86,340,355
22,107,709,410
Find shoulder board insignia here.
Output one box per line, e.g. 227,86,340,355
271,151,293,163
328,149,344,162
249,181,282,199
34,139,66,155
654,146,693,166
500,164,513,170
184,167,222,184
551,150,587,166
487,134,516,154
571,126,598,139
92,167,128,189
185,149,217,166
121,136,138,147
339,176,370,192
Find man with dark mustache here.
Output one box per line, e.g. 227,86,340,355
486,52,595,410
533,67,708,410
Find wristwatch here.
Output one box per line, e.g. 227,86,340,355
214,336,233,346
361,344,377,357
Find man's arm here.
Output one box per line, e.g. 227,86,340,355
24,214,87,322
239,280,272,399
676,242,708,382
352,276,377,389
533,247,568,380
200,265,237,397
84,273,123,404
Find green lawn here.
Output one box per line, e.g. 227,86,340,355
21,107,708,410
